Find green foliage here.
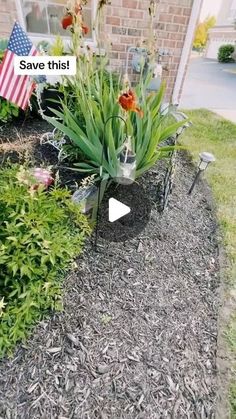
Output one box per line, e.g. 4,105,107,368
0,165,91,357
45,55,185,178
49,36,65,56
0,38,19,123
0,38,8,61
0,99,19,124
218,44,235,63
193,23,207,50
205,16,216,30
193,16,216,50
230,384,236,418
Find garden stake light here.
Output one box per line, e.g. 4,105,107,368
117,139,136,185
94,115,128,251
188,152,216,195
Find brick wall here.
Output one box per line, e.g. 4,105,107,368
0,0,17,36
0,0,194,101
103,0,194,100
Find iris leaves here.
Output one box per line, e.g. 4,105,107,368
45,57,187,179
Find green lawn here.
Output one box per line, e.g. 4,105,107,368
182,109,236,417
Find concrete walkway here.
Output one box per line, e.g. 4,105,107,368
180,56,236,123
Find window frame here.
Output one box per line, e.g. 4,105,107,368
15,0,98,47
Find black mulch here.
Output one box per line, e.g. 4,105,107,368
0,120,220,418
0,118,83,188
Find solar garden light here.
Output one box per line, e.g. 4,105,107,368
116,135,136,185
188,152,215,195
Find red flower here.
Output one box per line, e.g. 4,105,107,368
118,89,143,118
61,14,73,29
61,14,89,35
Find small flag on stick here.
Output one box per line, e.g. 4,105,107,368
0,22,38,110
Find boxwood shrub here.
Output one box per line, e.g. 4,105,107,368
218,44,235,63
0,165,91,357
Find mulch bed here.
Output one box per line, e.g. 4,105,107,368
0,119,220,418
0,118,83,188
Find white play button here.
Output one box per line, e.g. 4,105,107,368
108,198,131,223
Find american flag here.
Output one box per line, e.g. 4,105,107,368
0,22,37,110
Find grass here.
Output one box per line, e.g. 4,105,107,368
182,109,236,417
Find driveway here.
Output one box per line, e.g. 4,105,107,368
180,56,236,122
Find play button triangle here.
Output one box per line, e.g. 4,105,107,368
108,198,131,223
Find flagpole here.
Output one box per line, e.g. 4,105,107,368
94,115,128,251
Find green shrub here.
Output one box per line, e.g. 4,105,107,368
0,38,19,124
0,165,91,357
0,99,19,124
218,44,235,63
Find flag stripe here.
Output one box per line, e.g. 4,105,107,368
0,51,14,93
13,75,27,104
17,47,37,109
0,23,38,110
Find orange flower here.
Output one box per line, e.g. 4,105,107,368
118,89,143,118
61,14,73,29
61,9,89,35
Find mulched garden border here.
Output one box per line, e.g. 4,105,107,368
0,119,221,418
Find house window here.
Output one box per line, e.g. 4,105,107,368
17,0,95,40
230,0,236,19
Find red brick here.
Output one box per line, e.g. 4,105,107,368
142,29,150,37
166,23,180,32
170,32,185,41
173,56,181,64
119,52,129,59
129,10,144,19
138,0,151,10
112,26,127,35
159,13,173,23
158,4,169,13
154,22,165,30
110,51,119,59
122,0,138,9
113,7,128,17
173,15,188,25
128,28,142,36
169,6,183,15
120,35,136,44
106,16,120,25
111,0,122,6
163,40,177,48
112,43,126,52
183,7,192,16
159,31,170,40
